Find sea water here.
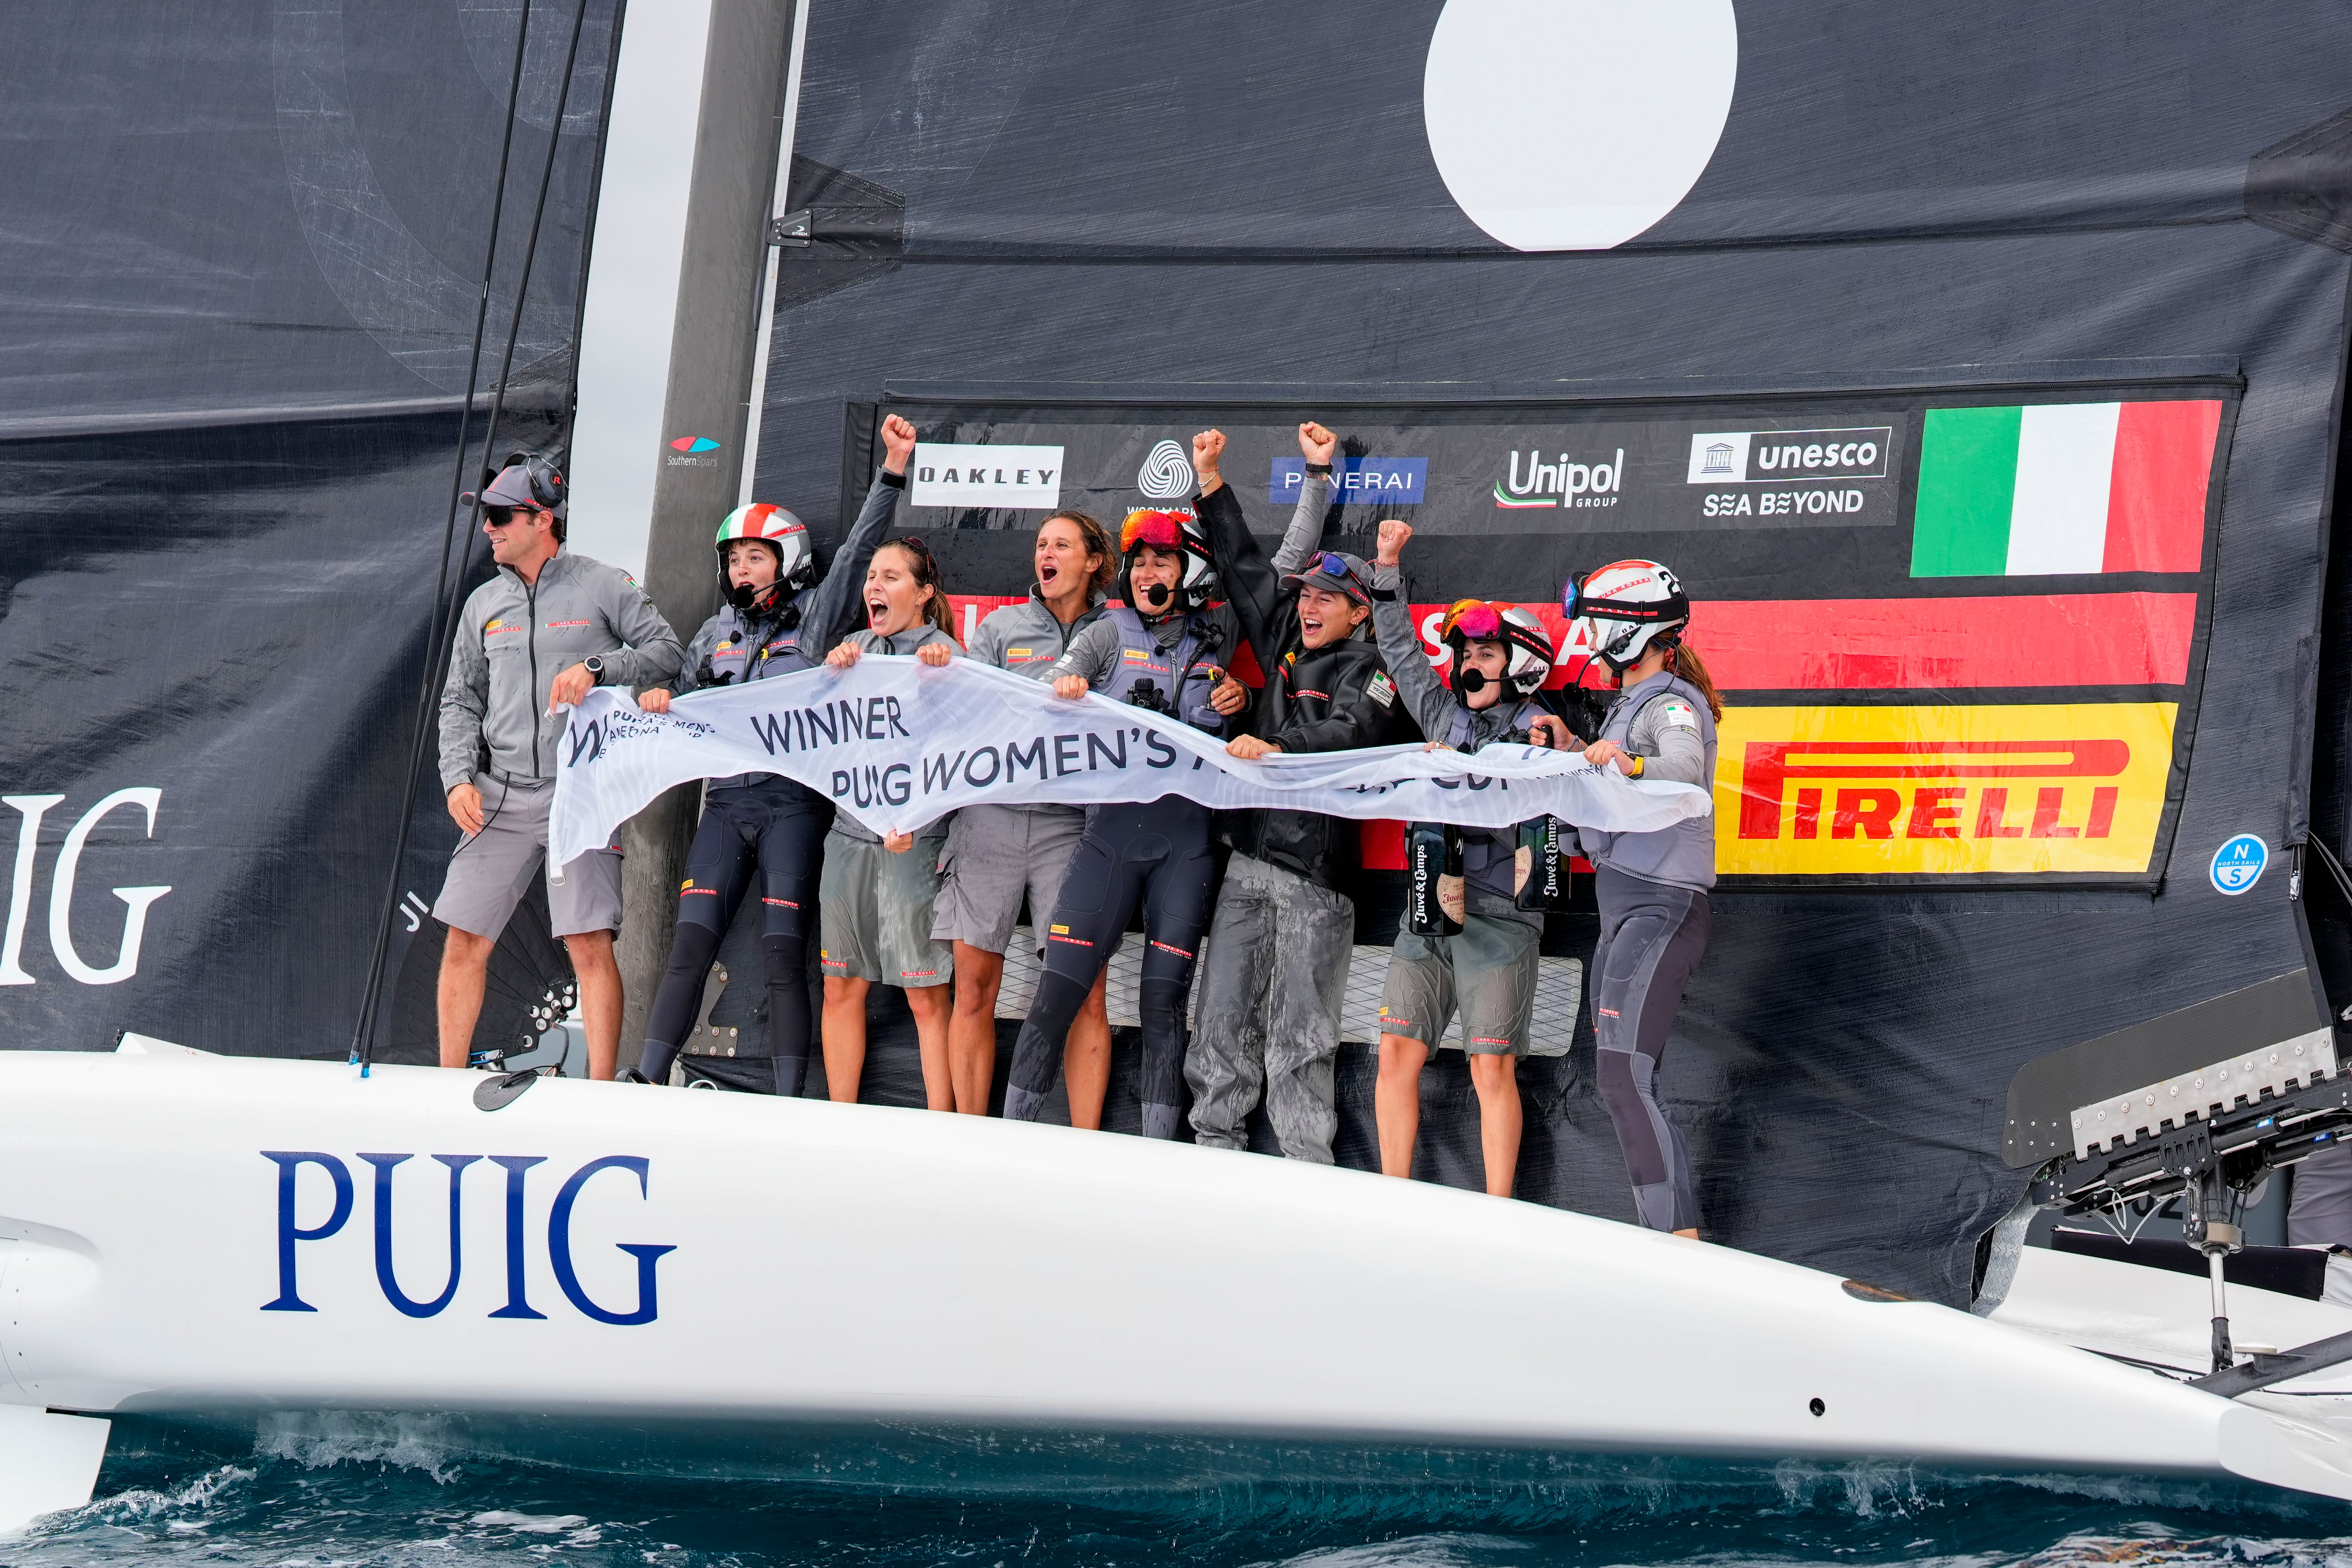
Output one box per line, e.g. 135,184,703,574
10,1415,2352,1568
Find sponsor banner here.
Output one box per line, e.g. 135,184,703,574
1714,702,2178,877
909,443,1064,509
950,592,2198,694
1271,455,1427,507
1685,427,1892,484
548,661,1709,867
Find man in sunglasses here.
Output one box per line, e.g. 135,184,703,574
1184,424,1406,1164
434,452,683,1079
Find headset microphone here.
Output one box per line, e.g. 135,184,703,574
1144,582,1172,609
1454,665,1488,694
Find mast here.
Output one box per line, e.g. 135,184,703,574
616,0,806,1065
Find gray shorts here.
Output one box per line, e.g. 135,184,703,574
820,829,953,987
1378,913,1541,1054
929,803,1086,957
432,775,623,940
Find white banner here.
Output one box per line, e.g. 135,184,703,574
548,658,1710,866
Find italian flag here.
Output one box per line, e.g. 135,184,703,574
1910,400,2220,577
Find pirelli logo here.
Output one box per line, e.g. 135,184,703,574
1714,703,2179,876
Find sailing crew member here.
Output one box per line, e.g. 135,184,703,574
1565,559,1724,1238
1186,424,1403,1163
818,536,962,1107
933,510,1116,1119
1000,509,1252,1136
629,414,915,1089
434,451,683,1080
1368,518,1562,1197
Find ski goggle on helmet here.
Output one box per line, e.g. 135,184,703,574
714,503,814,609
1562,559,1690,680
1440,600,1554,697
1119,508,1217,611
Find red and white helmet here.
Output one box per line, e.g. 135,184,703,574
1563,560,1690,680
1119,508,1218,612
1439,600,1553,697
714,503,814,608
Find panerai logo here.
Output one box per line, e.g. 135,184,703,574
1494,449,1623,509
1,788,171,986
260,1151,676,1325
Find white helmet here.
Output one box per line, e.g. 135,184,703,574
1564,560,1690,680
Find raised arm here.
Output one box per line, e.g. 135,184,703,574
801,412,916,649
1369,519,1455,741
1270,420,1337,575
1191,429,1284,676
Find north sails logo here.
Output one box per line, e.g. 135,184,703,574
1138,439,1194,500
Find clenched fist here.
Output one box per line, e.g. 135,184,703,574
1375,518,1413,567
879,413,918,474
1298,421,1337,466
1191,429,1227,495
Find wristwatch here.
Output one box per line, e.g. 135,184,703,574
1628,753,1646,779
583,655,605,684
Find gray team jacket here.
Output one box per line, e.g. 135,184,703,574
965,587,1107,818
826,623,962,843
438,549,683,793
673,470,904,791
1370,561,1545,925
1577,670,1718,892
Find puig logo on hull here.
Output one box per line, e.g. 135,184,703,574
1493,449,1623,509
260,1151,676,1325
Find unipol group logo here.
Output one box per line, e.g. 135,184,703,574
2,788,171,986
1493,448,1623,510
1137,439,1195,500
1714,704,2178,877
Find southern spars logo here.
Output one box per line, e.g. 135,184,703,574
1493,448,1623,510
1272,456,1427,507
669,436,722,453
666,434,723,469
1715,703,2178,876
1138,439,1195,500
909,443,1064,510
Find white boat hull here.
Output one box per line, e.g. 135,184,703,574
5,1039,2352,1527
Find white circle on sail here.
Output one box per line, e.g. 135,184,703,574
1421,0,1739,252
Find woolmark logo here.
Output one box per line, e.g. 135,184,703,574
910,443,1064,510
1137,439,1195,500
1686,428,1891,484
1737,739,2129,843
1494,449,1623,509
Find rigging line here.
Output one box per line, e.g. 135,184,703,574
346,0,555,1072
360,0,597,1077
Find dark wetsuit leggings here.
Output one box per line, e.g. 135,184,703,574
1591,863,1712,1233
1003,797,1216,1137
639,780,832,1090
